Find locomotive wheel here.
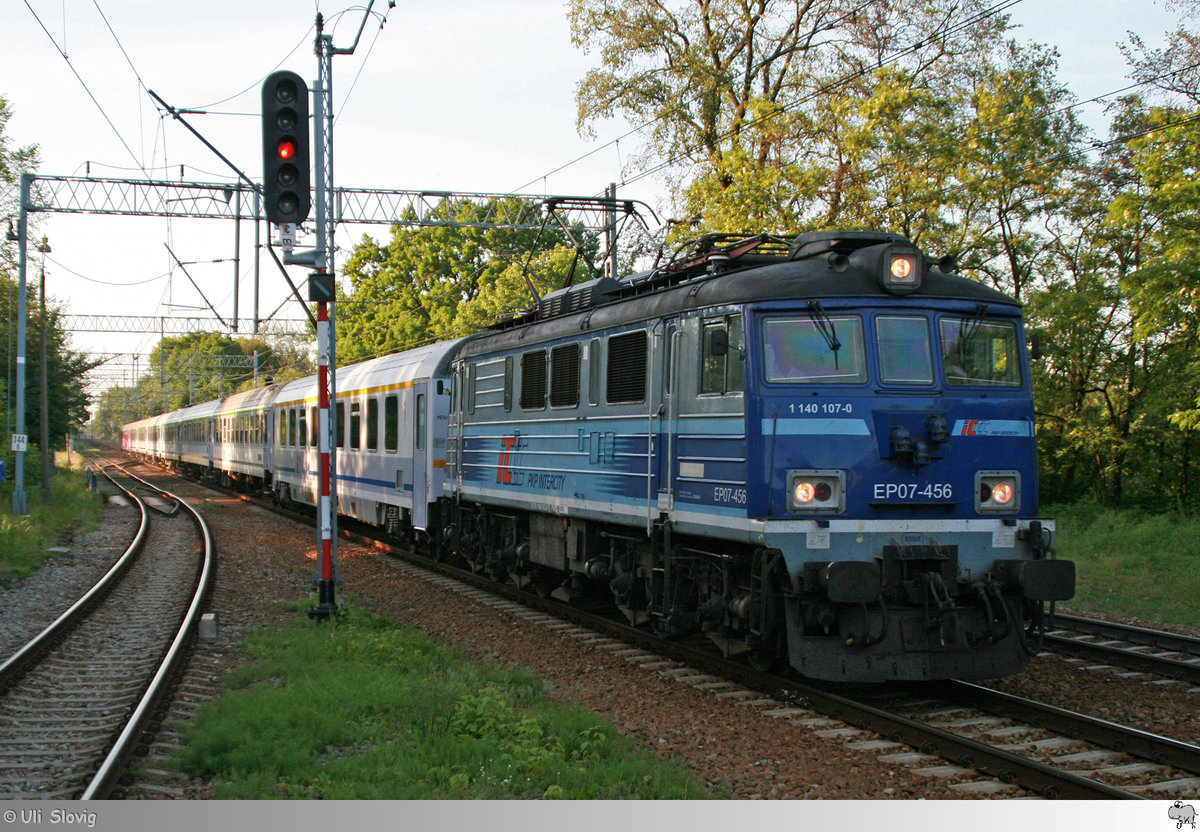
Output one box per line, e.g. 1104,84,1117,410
746,649,780,673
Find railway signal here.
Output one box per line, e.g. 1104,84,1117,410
261,70,311,225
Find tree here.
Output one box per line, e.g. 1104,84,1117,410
570,0,1010,235
0,96,39,273
337,198,596,362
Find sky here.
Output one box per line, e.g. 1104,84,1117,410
0,0,1187,399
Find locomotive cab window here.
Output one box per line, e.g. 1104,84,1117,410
762,315,867,384
940,317,1021,387
701,315,745,395
877,316,934,385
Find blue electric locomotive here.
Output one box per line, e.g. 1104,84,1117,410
123,229,1073,683
445,231,1073,682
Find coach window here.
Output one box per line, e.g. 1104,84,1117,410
297,408,306,447
607,330,647,404
550,343,581,408
278,410,287,446
701,315,745,395
416,394,427,451
336,402,345,449
521,350,547,410
877,316,933,385
367,398,379,452
288,409,297,446
350,402,362,451
309,406,319,447
385,395,398,453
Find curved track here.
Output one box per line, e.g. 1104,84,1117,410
0,463,215,799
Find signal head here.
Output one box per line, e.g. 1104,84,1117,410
261,70,311,225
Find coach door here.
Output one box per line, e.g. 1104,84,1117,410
411,382,430,529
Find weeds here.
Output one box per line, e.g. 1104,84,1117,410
180,611,711,799
0,466,103,588
1050,504,1200,628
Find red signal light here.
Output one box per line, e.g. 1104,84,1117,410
277,139,296,161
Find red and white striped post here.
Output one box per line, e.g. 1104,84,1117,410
311,287,337,619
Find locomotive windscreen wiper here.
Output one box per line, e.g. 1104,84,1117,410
950,303,989,366
807,300,841,369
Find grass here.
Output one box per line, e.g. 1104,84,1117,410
0,453,105,589
1049,503,1200,629
178,609,713,799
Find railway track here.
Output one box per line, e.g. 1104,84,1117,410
1039,613,1200,686
0,462,214,799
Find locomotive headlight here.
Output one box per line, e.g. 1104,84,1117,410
848,241,925,295
889,254,915,280
788,470,844,514
976,471,1020,514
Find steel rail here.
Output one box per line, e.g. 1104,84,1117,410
1050,613,1200,654
81,465,216,800
939,679,1200,774
1041,633,1200,686
1041,613,1200,685
0,465,149,688
1056,612,1200,653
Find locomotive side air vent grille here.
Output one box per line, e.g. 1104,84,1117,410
607,330,647,404
550,343,581,407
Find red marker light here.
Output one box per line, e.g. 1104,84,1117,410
277,139,296,160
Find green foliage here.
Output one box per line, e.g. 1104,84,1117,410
336,199,597,361
179,611,710,799
1052,504,1200,628
86,329,314,437
0,466,103,588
